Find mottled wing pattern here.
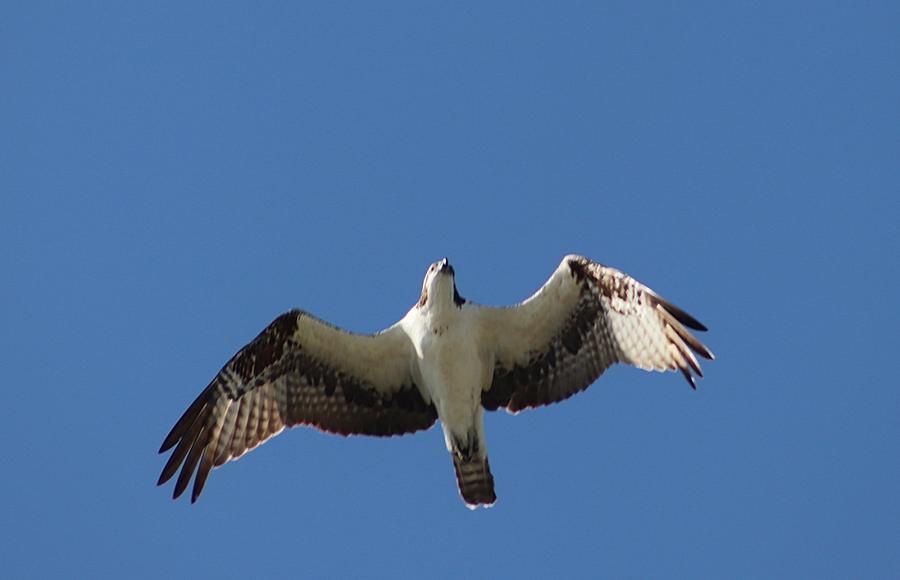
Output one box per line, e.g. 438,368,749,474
480,255,713,413
157,310,436,502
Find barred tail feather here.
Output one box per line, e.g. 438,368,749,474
452,456,496,508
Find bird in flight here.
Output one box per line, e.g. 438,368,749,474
158,255,713,508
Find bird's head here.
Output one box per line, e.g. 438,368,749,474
418,257,465,309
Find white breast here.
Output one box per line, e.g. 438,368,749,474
402,305,487,433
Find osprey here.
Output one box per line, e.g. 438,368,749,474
158,255,713,508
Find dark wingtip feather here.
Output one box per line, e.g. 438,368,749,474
653,295,708,331
173,425,210,500
159,384,216,453
657,304,714,363
668,325,704,380
158,403,212,487
157,467,174,487
191,452,214,503
158,436,190,486
680,367,697,390
172,462,191,500
688,338,714,361
159,425,182,454
686,352,703,377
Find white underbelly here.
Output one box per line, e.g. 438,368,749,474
418,331,485,430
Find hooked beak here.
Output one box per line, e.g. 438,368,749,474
438,258,454,275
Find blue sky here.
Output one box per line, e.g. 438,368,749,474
2,2,898,578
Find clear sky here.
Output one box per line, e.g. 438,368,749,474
2,2,898,578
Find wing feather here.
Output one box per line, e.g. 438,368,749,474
480,255,713,412
656,304,714,360
174,423,210,499
212,399,238,465
243,388,261,457
664,322,702,377
157,403,211,486
192,403,229,502
158,309,437,502
159,384,212,454
227,397,251,463
256,389,271,445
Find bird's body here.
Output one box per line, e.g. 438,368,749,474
409,300,485,450
403,263,497,503
158,255,714,508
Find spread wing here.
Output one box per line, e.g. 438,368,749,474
479,255,714,413
157,310,436,502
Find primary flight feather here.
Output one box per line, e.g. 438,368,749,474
158,255,713,507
